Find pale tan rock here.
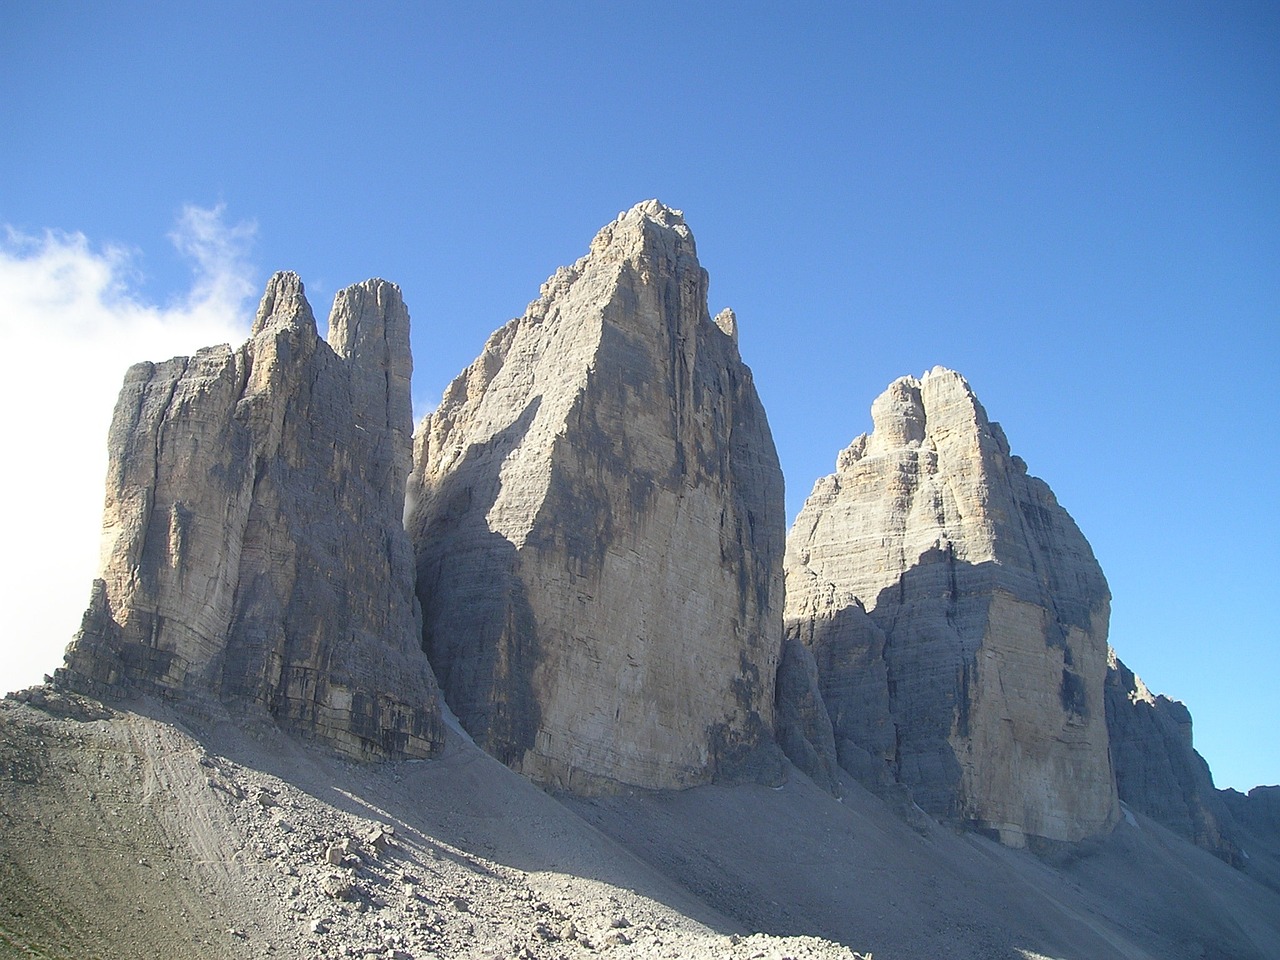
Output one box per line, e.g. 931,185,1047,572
785,367,1119,845
407,200,785,792
57,273,443,760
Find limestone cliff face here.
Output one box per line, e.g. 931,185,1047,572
58,273,443,760
784,367,1119,845
407,200,785,792
1105,651,1241,863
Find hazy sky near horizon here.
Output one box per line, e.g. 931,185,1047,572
1,2,1276,792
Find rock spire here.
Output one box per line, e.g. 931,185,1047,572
407,200,786,792
58,273,443,760
783,367,1119,845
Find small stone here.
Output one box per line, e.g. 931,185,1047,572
320,873,357,901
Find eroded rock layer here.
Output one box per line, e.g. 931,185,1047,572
407,200,785,792
784,367,1118,845
57,273,443,759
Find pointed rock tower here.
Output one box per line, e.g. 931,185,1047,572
407,201,785,792
58,273,443,760
785,367,1119,845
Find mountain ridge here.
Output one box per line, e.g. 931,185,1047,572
4,200,1277,959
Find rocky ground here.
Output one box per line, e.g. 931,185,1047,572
0,690,863,960
3,687,1279,960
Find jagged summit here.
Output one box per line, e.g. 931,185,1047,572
408,202,784,792
784,366,1119,846
250,269,311,335
57,272,442,760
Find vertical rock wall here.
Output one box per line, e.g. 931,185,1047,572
1105,650,1241,862
407,201,785,792
58,273,443,760
784,367,1119,845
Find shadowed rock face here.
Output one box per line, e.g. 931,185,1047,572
774,637,840,795
57,273,443,760
1105,650,1242,864
784,367,1119,845
1220,786,1280,894
407,200,786,792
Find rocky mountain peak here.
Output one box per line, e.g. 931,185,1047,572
326,278,415,502
408,203,783,792
1105,648,1243,863
251,270,313,336
57,274,443,760
590,199,691,254
784,367,1118,846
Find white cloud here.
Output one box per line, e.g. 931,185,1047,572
0,205,256,694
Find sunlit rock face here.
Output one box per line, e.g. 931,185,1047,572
784,367,1119,846
58,273,443,760
407,201,786,793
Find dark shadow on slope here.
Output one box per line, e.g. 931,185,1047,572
562,764,1280,960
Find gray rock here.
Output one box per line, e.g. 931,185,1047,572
56,273,443,760
1220,785,1280,894
1105,651,1242,863
774,637,840,795
783,575,895,794
784,367,1119,846
407,200,785,792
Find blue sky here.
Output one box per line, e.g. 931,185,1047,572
1,2,1276,791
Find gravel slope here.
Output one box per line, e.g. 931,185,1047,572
0,691,860,959
2,689,1278,960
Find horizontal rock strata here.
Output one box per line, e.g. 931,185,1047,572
407,200,785,792
57,273,443,759
784,367,1119,845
